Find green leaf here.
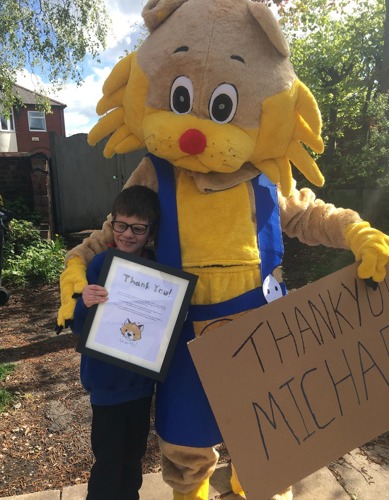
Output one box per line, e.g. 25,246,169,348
0,0,110,111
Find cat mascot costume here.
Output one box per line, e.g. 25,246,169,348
57,0,389,498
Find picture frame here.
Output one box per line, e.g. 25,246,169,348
77,248,198,382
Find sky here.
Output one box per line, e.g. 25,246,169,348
13,1,362,137
16,0,146,137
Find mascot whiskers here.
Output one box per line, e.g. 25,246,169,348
57,0,389,498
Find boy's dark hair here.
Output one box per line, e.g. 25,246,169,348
111,186,160,226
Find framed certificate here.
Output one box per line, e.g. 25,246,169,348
77,248,197,381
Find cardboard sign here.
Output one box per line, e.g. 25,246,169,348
188,263,389,500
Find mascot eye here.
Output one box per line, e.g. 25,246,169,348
209,83,238,124
170,76,194,114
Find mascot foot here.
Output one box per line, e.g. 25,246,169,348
173,479,209,500
271,486,293,500
231,464,293,499
230,463,246,498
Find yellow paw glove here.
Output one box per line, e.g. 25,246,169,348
344,221,389,283
56,256,87,333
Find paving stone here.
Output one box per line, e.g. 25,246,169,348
4,442,389,500
329,445,389,499
293,466,348,499
2,490,60,500
62,483,87,500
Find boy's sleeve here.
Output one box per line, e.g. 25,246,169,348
70,297,88,336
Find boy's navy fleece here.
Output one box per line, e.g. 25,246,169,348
71,251,155,406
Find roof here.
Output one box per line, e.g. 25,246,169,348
12,84,67,108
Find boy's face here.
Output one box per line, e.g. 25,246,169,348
112,214,152,255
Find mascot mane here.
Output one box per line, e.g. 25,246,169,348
88,0,325,197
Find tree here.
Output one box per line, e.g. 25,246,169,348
279,0,389,194
266,0,290,15
0,0,110,112
379,0,389,92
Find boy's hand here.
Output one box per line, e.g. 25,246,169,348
82,284,109,308
344,221,389,283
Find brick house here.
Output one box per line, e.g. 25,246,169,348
0,85,67,237
0,84,66,155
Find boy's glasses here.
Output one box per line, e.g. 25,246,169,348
112,220,150,235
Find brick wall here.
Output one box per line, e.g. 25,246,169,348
0,156,34,208
0,154,53,237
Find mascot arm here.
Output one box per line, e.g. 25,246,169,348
56,220,115,332
279,186,389,283
56,157,158,331
121,156,159,191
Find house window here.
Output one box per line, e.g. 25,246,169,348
28,111,46,131
0,112,15,131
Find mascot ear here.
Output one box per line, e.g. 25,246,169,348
142,0,188,32
247,2,290,57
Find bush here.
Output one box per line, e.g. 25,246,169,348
2,219,66,287
3,198,41,225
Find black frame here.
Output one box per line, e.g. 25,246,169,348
77,248,197,381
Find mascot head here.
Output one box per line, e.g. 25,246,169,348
88,0,325,196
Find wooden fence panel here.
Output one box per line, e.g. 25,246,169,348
50,133,146,233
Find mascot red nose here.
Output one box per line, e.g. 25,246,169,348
179,129,207,155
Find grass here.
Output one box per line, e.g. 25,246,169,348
0,362,16,413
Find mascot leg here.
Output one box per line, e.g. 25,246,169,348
230,463,293,500
159,437,219,500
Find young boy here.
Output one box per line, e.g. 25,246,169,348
71,185,160,500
